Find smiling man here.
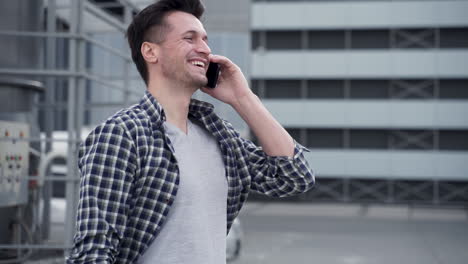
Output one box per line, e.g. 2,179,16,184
67,0,314,263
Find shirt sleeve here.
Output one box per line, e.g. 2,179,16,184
224,121,315,197
67,122,137,263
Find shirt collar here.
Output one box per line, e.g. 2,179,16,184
139,90,215,126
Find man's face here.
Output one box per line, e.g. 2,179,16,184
156,11,211,88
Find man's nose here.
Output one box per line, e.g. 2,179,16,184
196,40,211,54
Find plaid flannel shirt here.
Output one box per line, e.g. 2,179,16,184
67,91,315,263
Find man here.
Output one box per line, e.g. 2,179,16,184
67,0,314,263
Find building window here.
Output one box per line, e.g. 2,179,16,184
351,30,389,49
389,130,434,150
265,80,301,98
250,79,261,96
266,31,302,50
308,30,345,49
281,128,467,151
390,80,435,99
307,129,343,148
392,29,436,49
349,130,388,149
440,28,468,48
253,27,468,51
252,79,468,99
285,128,303,144
350,80,389,99
439,131,468,150
308,80,344,98
251,31,261,50
439,79,468,99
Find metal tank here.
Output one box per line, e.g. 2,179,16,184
0,0,44,262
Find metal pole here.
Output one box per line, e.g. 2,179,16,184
41,0,57,241
82,35,132,60
0,68,80,76
84,1,127,33
74,1,87,240
0,30,79,38
123,4,133,106
84,73,141,96
63,0,82,256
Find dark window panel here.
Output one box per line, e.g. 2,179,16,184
251,31,261,50
349,130,388,149
390,130,434,150
440,28,468,48
266,31,301,50
393,29,435,49
439,131,468,150
285,128,303,144
350,80,389,98
250,79,261,96
307,80,344,98
307,129,343,148
249,129,259,145
439,79,468,99
265,80,301,98
351,30,389,49
308,30,345,49
390,80,435,99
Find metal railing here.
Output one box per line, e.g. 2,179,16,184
0,0,140,261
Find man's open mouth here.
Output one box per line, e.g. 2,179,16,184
189,60,206,69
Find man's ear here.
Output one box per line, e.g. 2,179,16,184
141,42,159,64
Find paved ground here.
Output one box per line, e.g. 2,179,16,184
230,202,468,264
23,200,468,263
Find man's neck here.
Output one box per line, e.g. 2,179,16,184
147,79,197,134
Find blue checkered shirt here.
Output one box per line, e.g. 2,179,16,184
67,91,315,263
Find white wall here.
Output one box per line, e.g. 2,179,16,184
252,50,468,79
263,100,468,129
306,150,468,180
252,0,468,29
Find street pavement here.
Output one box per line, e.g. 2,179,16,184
230,202,468,264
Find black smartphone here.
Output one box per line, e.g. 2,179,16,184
206,62,220,88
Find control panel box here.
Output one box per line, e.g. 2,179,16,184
0,121,29,207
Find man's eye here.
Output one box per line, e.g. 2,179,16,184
184,37,193,41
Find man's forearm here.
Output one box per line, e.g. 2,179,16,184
232,91,294,157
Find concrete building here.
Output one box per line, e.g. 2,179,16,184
250,0,468,204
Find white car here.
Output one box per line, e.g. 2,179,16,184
226,217,243,261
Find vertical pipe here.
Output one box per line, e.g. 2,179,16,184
64,0,82,256
123,4,132,106
74,0,86,232
45,0,57,147
42,0,56,241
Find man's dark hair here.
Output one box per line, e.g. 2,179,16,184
126,0,205,85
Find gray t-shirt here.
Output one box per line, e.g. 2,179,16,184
138,118,228,264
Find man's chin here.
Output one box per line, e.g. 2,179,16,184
191,76,208,88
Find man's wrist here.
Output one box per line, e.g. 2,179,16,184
231,91,259,113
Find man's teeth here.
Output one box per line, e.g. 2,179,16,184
191,61,205,67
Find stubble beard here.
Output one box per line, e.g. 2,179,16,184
161,60,207,89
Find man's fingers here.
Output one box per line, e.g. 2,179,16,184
209,54,235,70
